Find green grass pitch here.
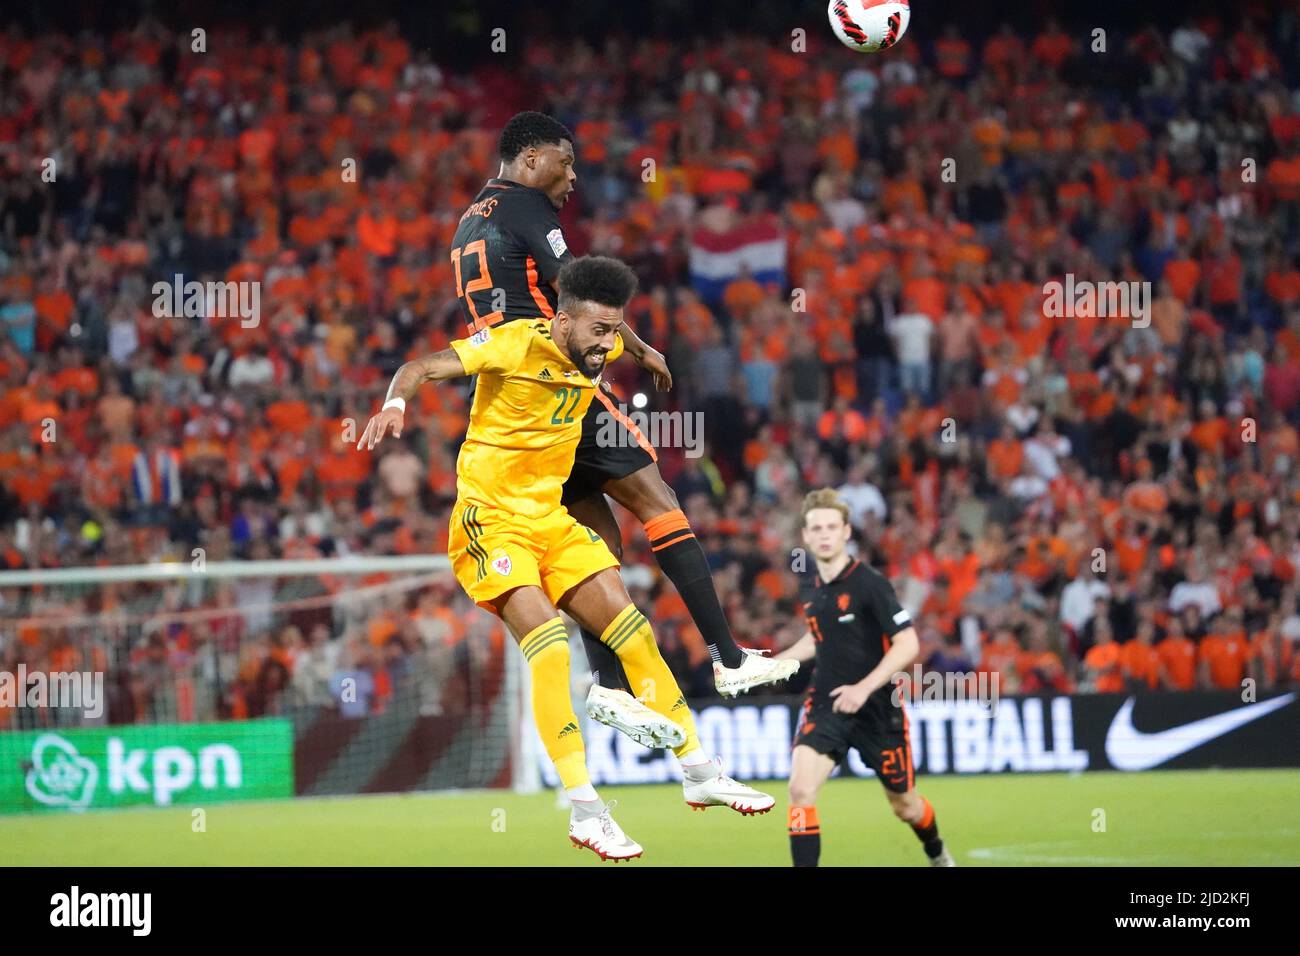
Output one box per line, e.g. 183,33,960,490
4,769,1298,866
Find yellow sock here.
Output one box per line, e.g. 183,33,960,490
600,604,702,760
520,617,588,789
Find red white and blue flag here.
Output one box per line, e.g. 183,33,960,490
688,219,786,304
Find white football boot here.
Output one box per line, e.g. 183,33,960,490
585,684,687,750
569,800,643,862
713,648,800,698
681,757,776,815
929,848,957,867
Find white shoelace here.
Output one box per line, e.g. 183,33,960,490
599,800,619,841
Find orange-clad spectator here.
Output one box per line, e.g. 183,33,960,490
1083,619,1124,692
1016,622,1072,693
936,544,980,610
1056,178,1091,217
1006,124,1042,156
1123,471,1169,516
978,626,1022,693
901,258,946,320
8,446,61,507
97,87,129,122
323,314,358,366
1204,242,1243,309
882,176,925,216
1198,607,1252,690
982,343,1024,408
995,262,1036,324
238,126,275,167
52,357,98,397
673,291,716,349
1263,251,1300,307
1187,400,1229,456
722,273,764,321
1250,617,1294,690
265,393,313,437
1009,304,1052,362
1043,122,1076,155
1163,247,1202,303
34,283,74,350
817,127,858,175
1121,620,1163,690
1112,106,1150,152
21,380,60,444
982,25,1025,81
1112,523,1151,577
935,25,972,79
1031,19,1075,68
986,424,1024,481
1266,149,1300,202
817,396,868,444
367,612,400,649
1150,280,1188,347
317,434,372,504
81,448,124,510
1156,618,1198,690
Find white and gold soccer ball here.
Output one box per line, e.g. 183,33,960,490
827,0,911,53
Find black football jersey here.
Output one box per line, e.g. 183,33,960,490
448,178,573,332
798,558,914,708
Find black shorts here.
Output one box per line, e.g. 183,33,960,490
794,696,915,794
561,383,657,505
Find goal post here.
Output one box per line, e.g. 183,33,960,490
0,555,542,813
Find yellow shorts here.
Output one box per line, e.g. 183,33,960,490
448,500,620,611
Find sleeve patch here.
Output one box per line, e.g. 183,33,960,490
893,609,911,625
546,228,568,258
469,327,492,346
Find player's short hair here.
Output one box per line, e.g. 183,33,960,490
557,256,638,313
801,488,851,527
498,111,575,162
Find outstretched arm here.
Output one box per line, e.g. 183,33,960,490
776,631,817,664
618,321,672,391
357,349,467,451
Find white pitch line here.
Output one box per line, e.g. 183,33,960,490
969,829,1300,865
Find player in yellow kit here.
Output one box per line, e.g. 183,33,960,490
357,256,774,861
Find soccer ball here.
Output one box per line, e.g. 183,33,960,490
827,0,910,53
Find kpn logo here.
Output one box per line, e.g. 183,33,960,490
26,733,243,810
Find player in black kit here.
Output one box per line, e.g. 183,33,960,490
445,112,796,748
775,488,955,867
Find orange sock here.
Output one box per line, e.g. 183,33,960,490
788,805,820,833
643,508,693,551
916,797,935,830
789,805,821,867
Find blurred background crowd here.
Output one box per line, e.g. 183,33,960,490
2,2,1300,726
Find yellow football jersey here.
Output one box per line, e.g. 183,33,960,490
449,320,621,517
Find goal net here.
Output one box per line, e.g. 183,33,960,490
0,556,538,815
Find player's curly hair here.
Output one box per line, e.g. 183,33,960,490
801,488,851,527
498,111,575,162
557,256,639,311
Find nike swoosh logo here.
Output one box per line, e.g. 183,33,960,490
1105,693,1296,771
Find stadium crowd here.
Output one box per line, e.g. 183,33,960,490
2,10,1300,725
